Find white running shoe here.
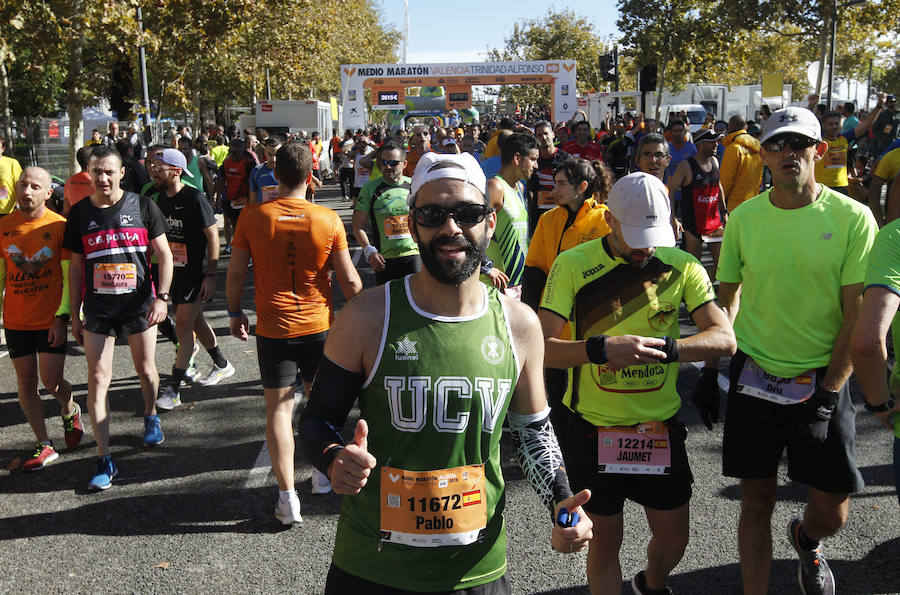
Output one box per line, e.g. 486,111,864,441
197,362,235,386
156,385,182,410
185,360,202,383
274,491,303,525
311,469,332,494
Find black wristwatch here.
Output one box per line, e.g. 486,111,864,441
56,313,70,324
864,396,895,413
156,292,170,302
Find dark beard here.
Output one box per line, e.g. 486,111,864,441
418,229,489,286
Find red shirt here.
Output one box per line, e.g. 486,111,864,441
561,139,603,161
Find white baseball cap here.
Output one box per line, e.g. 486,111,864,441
408,152,486,207
760,107,822,143
156,148,193,177
606,172,675,249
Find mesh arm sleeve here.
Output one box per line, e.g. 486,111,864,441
298,356,364,476
508,405,573,514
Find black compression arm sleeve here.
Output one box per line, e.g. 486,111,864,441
521,265,548,312
299,356,365,476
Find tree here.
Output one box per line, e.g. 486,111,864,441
488,10,611,110
617,0,900,109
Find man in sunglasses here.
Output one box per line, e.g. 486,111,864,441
538,172,736,595
352,141,421,285
300,151,592,593
708,106,877,595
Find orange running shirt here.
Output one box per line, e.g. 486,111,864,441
232,197,348,339
64,171,94,210
0,209,70,330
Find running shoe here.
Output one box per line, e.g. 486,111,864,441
62,402,84,449
21,442,59,472
185,360,202,383
143,414,165,446
197,361,235,386
788,517,835,595
311,469,332,494
275,490,303,525
156,385,182,411
223,244,232,255
88,455,118,491
631,570,673,595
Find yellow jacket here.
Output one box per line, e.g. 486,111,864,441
720,130,763,211
482,131,502,159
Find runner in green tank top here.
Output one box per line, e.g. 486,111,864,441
352,142,422,285
484,134,538,299
301,152,592,593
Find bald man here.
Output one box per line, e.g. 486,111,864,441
0,167,80,471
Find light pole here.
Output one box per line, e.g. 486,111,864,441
827,0,868,109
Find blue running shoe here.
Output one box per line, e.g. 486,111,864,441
143,414,164,447
88,456,118,491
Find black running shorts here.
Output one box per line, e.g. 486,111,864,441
324,563,510,595
256,332,327,389
83,313,151,338
172,269,205,305
5,328,67,359
722,349,864,494
564,408,693,516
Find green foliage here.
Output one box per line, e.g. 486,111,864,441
488,9,611,108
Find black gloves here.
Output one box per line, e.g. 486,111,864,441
692,367,720,430
798,387,839,443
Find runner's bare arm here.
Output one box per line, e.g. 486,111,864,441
486,177,505,211
68,253,85,345
539,308,666,370
148,234,173,324
820,283,864,392
507,297,548,416
887,170,900,223
676,301,736,362
200,224,219,301
331,248,363,300
851,286,900,429
225,247,251,340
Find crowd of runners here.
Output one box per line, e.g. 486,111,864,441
0,88,899,595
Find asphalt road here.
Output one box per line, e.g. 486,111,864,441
0,184,897,594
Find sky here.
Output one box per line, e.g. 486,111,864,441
376,0,621,64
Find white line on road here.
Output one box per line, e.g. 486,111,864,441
350,246,362,266
243,389,304,489
0,350,7,359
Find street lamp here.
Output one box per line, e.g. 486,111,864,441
827,0,868,109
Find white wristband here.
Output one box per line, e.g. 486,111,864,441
363,245,379,259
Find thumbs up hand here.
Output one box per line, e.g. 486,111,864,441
329,419,378,495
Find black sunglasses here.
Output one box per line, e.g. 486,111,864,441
763,134,819,152
411,203,491,228
380,159,402,167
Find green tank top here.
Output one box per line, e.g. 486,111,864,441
355,176,419,260
332,276,520,591
486,176,529,287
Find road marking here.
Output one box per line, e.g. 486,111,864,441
0,351,7,360
690,361,731,393
351,246,362,266
243,390,304,489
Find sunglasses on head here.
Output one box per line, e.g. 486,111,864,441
411,203,491,228
381,159,402,167
762,134,819,152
